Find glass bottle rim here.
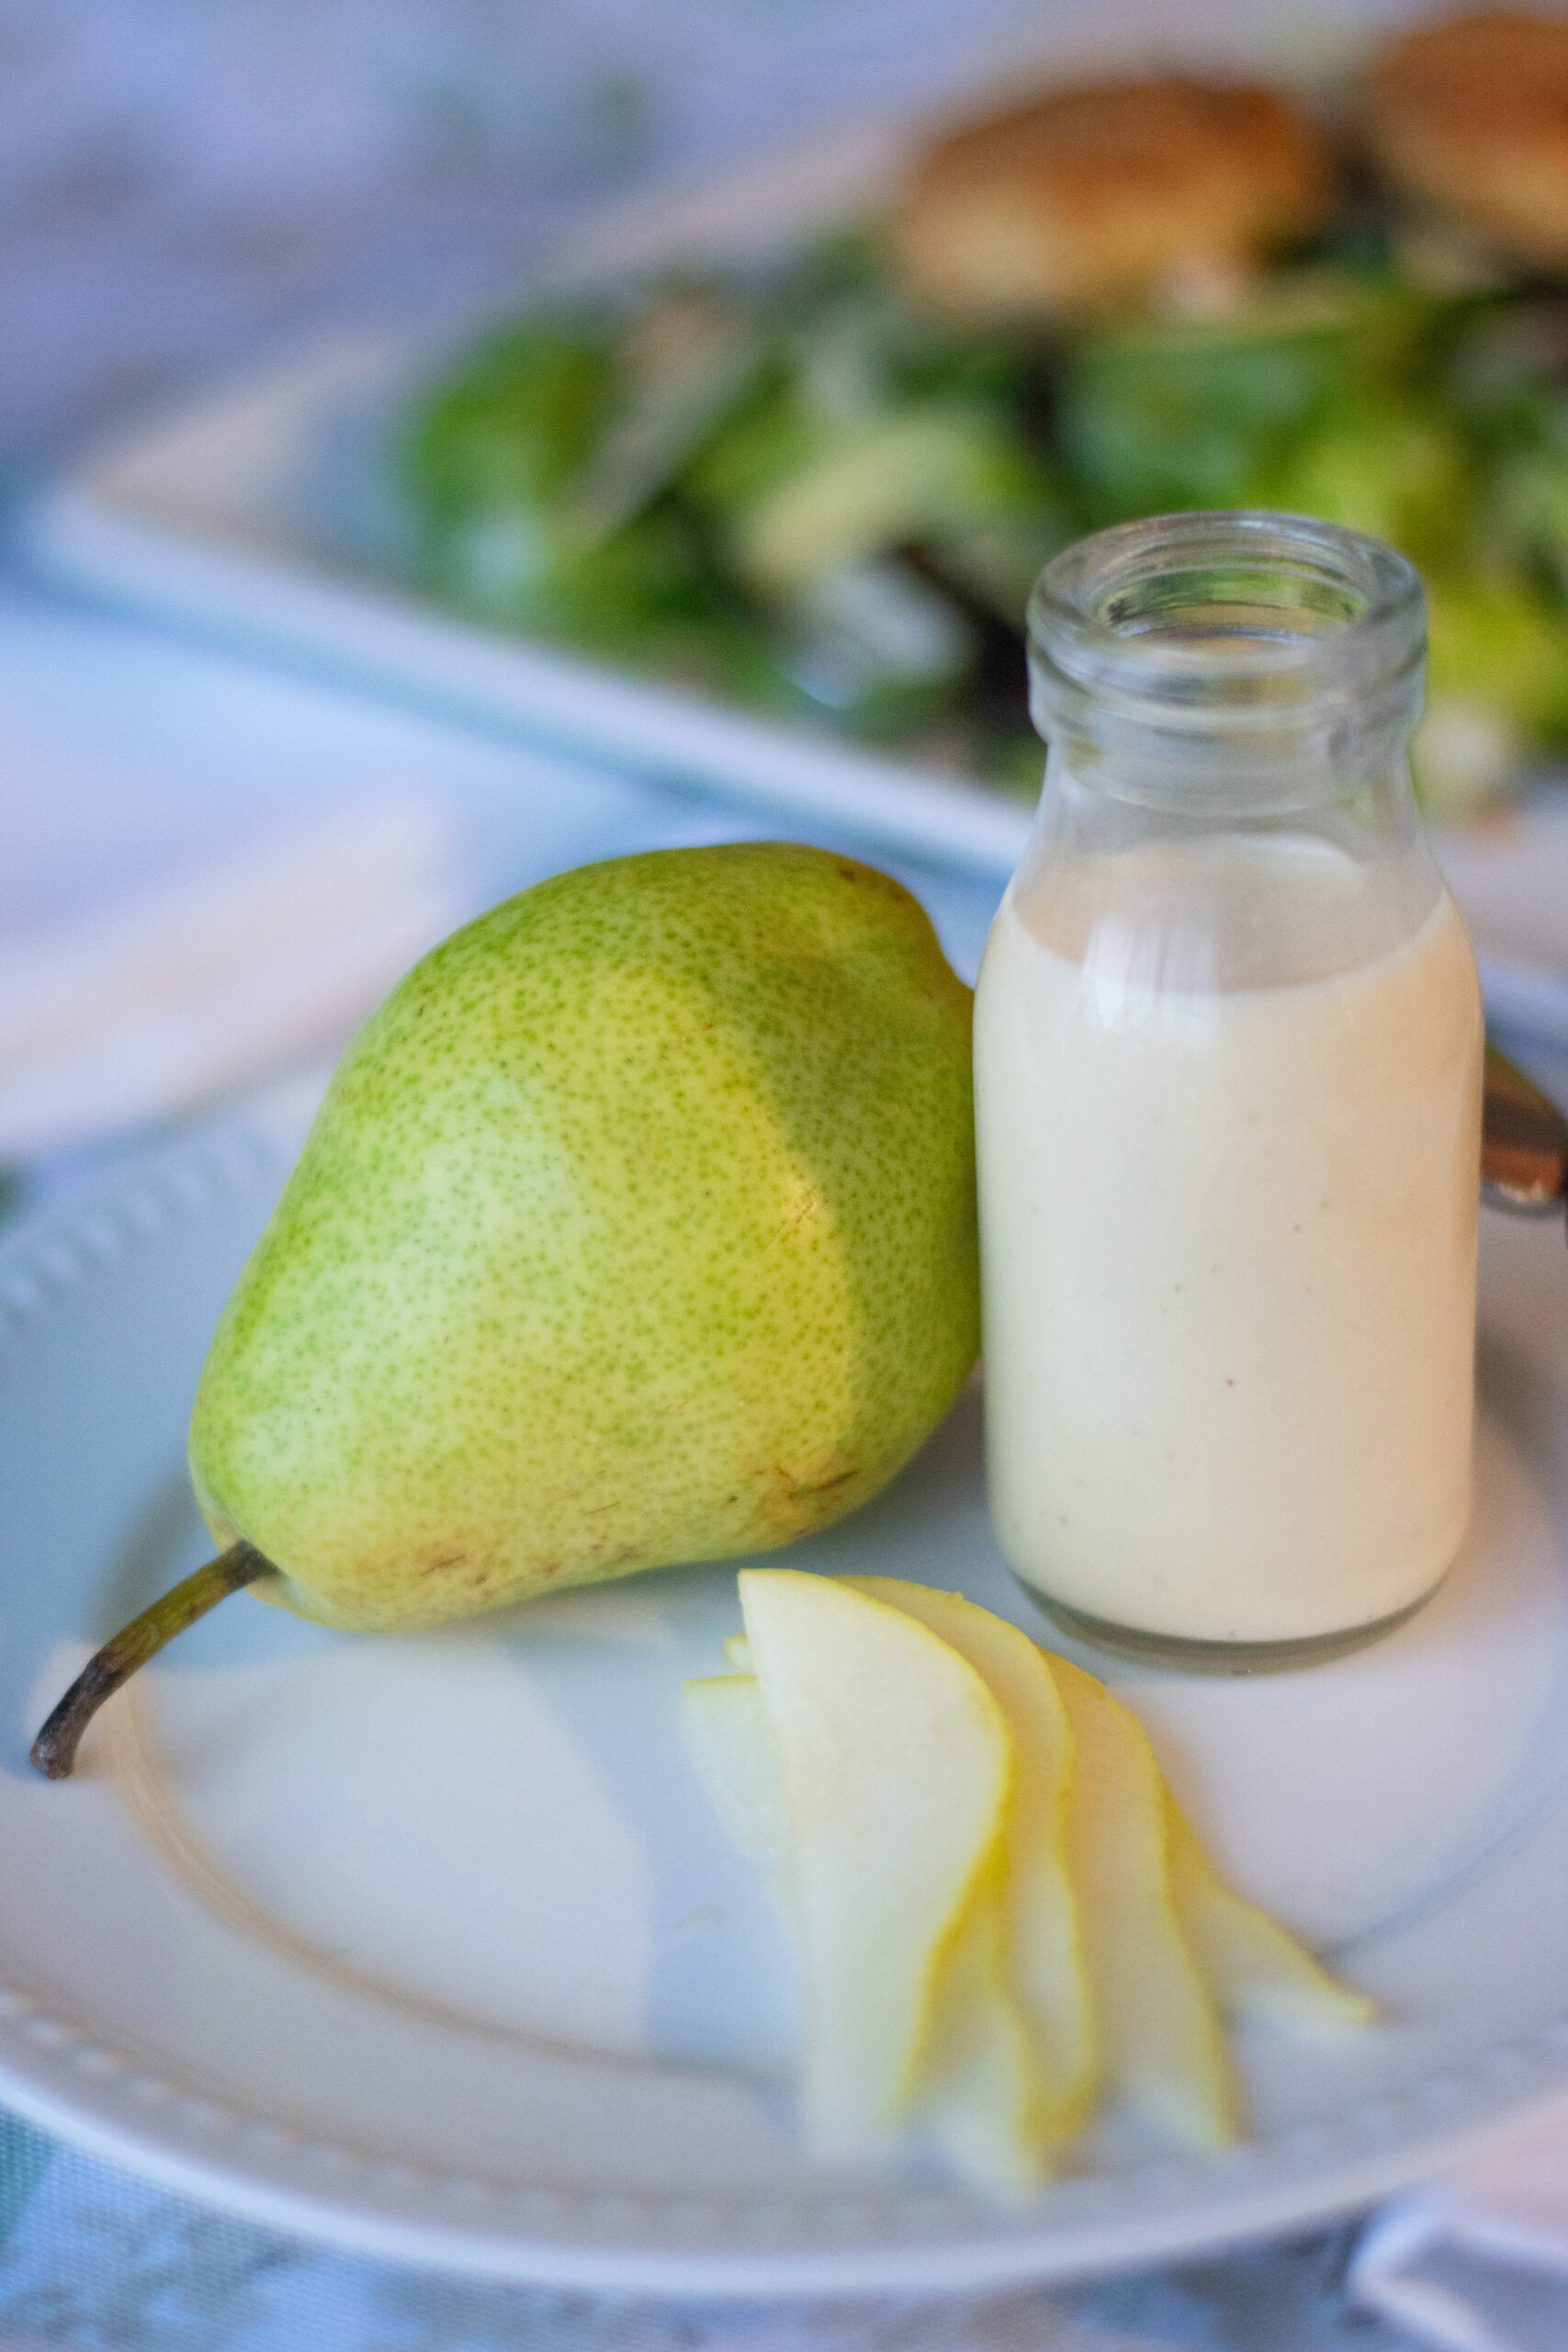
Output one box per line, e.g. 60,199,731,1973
1027,510,1425,737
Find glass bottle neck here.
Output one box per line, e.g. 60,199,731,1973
1026,511,1427,820
1015,512,1448,994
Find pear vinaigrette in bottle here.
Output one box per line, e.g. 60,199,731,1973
974,514,1483,1669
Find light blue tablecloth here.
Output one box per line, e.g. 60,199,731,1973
0,2112,1422,2352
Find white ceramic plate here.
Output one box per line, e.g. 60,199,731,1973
18,125,1032,887
5,1120,1568,2294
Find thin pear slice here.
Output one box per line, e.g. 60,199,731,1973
682,1661,1051,2192
917,1863,1053,2195
844,1577,1096,2138
1167,1801,1376,2033
1050,1656,1239,2150
679,1673,787,1861
723,1631,753,1671
738,1567,1012,2157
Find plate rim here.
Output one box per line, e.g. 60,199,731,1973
3,2018,1568,2298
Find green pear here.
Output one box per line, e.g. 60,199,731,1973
33,842,977,1776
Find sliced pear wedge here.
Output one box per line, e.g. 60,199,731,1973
682,1658,1051,2192
1167,1801,1376,2033
678,1673,787,1862
843,1577,1096,2139
686,1578,1372,2186
916,1861,1053,2195
1050,1656,1240,2150
738,1567,1013,2158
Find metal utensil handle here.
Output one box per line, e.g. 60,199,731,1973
1483,1045,1568,1219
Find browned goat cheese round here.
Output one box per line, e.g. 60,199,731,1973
1364,10,1568,268
891,78,1334,322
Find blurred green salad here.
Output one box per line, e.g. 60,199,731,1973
402,237,1568,814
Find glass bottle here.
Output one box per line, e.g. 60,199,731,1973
973,512,1483,1670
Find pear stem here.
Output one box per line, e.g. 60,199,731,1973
30,1541,276,1781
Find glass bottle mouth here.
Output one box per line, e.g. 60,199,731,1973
1027,513,1426,804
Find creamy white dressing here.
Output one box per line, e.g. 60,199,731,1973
974,842,1483,1646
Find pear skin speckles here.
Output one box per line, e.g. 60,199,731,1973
188,842,978,1629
